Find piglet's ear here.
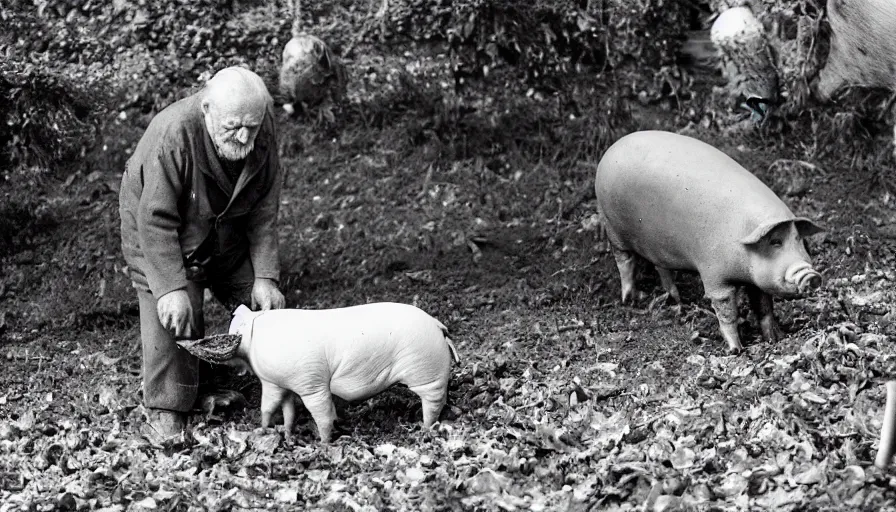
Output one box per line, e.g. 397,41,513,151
229,304,252,334
739,219,788,246
793,217,825,238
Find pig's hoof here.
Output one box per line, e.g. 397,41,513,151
727,345,743,355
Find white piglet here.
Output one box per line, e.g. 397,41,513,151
179,302,459,443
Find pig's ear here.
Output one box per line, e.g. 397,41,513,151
739,220,787,246
793,217,825,238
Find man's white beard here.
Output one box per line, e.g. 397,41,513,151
216,139,254,161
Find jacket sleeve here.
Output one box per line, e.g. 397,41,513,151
246,119,283,282
137,147,189,298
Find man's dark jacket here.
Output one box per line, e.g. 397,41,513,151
119,92,282,299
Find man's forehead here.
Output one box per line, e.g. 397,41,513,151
211,98,266,124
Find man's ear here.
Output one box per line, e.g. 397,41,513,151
201,98,211,115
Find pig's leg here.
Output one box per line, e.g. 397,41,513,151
260,381,289,428
282,393,297,435
656,268,680,303
409,381,449,428
300,389,338,443
745,286,782,343
611,247,638,303
706,286,743,353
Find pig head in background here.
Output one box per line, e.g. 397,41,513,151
181,302,459,443
817,0,896,99
710,5,780,122
816,0,896,156
595,130,825,353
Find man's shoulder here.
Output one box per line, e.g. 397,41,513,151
147,93,203,139
130,93,204,163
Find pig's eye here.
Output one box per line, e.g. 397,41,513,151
770,239,783,248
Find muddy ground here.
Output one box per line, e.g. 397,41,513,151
3,58,896,510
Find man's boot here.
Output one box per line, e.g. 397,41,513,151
141,409,186,443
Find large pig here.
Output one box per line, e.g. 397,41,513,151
178,302,459,443
816,0,896,156
595,130,825,353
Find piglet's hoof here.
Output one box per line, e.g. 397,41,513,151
726,343,744,356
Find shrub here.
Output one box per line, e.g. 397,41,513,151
370,0,693,94
0,58,110,173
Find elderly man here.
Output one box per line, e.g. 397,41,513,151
119,66,286,439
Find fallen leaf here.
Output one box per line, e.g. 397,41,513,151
307,470,329,483
248,432,280,455
151,489,176,502
404,467,426,484
132,497,157,510
732,364,753,378
573,474,598,502
375,443,397,458
793,466,823,485
15,411,35,431
466,468,511,495
653,495,684,512
690,483,713,502
716,473,748,498
98,386,120,409
841,465,865,488
670,446,695,469
802,391,827,404
753,486,805,508
275,487,299,503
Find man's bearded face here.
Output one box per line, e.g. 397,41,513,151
204,102,264,161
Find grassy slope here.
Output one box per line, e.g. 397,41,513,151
4,15,896,512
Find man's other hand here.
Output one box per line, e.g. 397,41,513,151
157,289,194,338
251,278,285,310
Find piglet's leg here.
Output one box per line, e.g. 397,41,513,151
745,286,782,343
611,247,638,304
409,381,449,428
708,286,743,354
300,389,338,443
260,381,289,428
282,394,297,435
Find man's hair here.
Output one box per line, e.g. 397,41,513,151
203,66,273,112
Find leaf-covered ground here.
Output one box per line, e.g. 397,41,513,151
5,39,896,512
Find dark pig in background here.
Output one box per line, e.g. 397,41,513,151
595,130,825,353
710,5,780,122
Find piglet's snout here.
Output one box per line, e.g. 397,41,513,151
787,262,822,294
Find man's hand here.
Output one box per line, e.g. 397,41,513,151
157,289,195,338
251,278,285,311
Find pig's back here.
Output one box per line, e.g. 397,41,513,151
248,303,450,400
248,303,444,354
595,131,793,269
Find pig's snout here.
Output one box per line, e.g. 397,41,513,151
786,262,822,294
798,272,822,294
